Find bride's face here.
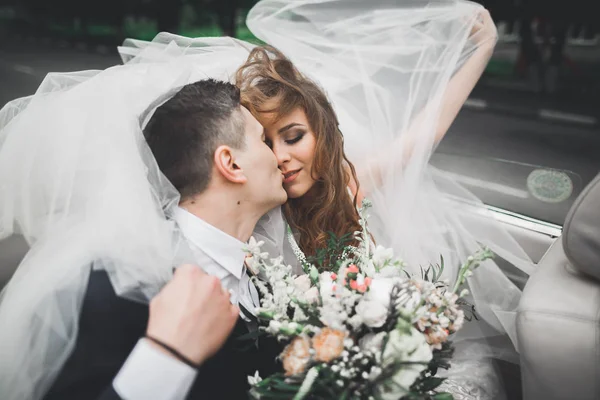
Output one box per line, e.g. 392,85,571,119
259,106,318,199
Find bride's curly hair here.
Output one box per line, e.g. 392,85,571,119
236,46,362,260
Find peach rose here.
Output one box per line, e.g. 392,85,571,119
282,336,311,376
312,328,346,363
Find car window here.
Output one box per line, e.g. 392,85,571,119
431,151,585,226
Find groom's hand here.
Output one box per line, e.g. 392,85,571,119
146,264,239,365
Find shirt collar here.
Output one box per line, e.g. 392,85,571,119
172,206,246,280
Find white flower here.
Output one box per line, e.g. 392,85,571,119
368,366,383,381
355,299,388,328
294,274,312,292
443,291,459,303
268,320,281,333
438,315,450,328
356,273,365,285
347,313,364,330
359,332,387,353
247,371,262,386
372,245,394,266
246,236,269,260
367,278,397,308
304,287,320,304
292,305,307,323
452,310,465,331
363,260,376,277
270,256,284,265
319,272,335,297
378,328,433,399
246,236,264,252
319,301,347,331
319,271,333,284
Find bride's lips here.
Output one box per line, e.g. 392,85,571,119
282,169,301,184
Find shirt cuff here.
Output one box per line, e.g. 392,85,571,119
113,338,197,400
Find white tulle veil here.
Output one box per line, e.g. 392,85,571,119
246,0,534,362
0,45,251,399
0,0,534,398
117,0,534,359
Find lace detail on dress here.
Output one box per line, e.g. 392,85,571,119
436,359,506,400
286,223,307,267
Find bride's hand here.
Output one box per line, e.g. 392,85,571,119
469,9,497,47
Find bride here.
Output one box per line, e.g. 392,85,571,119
234,6,523,399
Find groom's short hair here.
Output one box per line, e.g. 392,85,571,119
144,79,246,199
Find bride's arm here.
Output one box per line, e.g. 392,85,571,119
357,9,497,194
429,9,497,146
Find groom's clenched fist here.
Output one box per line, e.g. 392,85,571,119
146,264,239,366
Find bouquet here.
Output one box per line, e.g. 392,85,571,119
244,200,493,400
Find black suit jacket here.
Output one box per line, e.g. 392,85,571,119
44,269,280,400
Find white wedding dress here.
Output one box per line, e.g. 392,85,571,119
0,1,532,399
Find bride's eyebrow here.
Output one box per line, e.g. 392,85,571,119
277,123,304,134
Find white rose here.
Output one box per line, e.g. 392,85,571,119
319,271,334,284
378,328,433,399
355,299,388,328
304,287,320,304
319,272,335,297
294,274,312,292
367,278,397,308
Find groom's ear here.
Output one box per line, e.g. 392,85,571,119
213,145,248,184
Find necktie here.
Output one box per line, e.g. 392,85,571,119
242,257,260,308
238,258,261,332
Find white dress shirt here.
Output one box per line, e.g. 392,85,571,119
112,207,259,400
172,207,260,316
113,339,196,400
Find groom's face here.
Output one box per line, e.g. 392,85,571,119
237,107,287,208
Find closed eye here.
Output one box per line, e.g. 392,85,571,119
285,134,304,145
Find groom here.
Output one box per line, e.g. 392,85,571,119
45,79,287,399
